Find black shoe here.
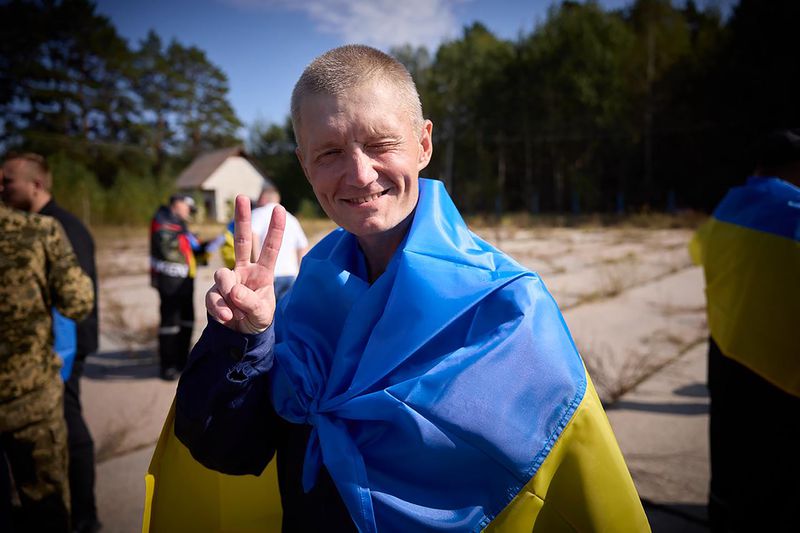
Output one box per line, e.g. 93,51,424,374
160,367,179,381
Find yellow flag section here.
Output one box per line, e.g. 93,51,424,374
690,219,800,397
485,376,650,532
143,381,648,532
142,401,283,533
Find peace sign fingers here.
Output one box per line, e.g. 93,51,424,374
233,195,253,268
257,204,286,273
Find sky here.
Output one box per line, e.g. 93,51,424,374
93,0,725,135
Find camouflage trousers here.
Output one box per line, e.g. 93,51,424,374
0,375,70,532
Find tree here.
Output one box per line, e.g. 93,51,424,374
390,44,432,89
0,0,134,147
131,31,177,171
248,117,311,212
425,23,514,210
167,42,242,158
516,1,635,211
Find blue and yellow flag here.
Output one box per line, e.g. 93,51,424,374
690,176,800,397
220,220,236,269
145,179,648,531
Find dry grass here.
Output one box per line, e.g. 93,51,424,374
581,332,706,406
581,343,659,405
467,210,707,232
298,216,337,240
95,423,132,463
649,302,707,317
101,296,157,350
598,256,641,297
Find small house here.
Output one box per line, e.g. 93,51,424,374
175,146,270,222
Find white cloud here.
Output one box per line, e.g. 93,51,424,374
224,0,462,50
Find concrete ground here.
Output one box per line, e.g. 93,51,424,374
85,224,710,532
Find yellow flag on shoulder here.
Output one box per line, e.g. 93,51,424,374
142,401,283,533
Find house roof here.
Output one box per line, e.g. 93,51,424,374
176,146,256,188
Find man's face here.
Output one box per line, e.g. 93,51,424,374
295,80,432,245
1,159,38,211
171,200,192,221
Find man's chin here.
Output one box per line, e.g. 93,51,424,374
343,220,385,237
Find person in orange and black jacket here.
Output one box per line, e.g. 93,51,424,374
150,194,208,381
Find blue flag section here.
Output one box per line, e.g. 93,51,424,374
712,176,800,240
272,179,584,531
53,307,77,381
146,179,648,532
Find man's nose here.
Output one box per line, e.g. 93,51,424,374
345,148,378,187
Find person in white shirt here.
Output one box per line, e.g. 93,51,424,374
250,186,308,300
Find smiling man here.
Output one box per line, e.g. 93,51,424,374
171,45,648,532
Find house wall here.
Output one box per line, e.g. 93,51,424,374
203,157,266,222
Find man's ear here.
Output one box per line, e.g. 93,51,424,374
417,119,433,171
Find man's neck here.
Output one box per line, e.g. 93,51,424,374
31,193,51,213
357,214,414,283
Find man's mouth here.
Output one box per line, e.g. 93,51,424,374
344,189,389,205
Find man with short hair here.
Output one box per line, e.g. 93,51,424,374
0,200,94,532
149,194,207,381
250,185,308,301
172,45,648,531
2,153,101,533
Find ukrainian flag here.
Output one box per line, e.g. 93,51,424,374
144,375,646,532
142,403,282,533
220,220,236,269
690,176,800,397
144,179,648,531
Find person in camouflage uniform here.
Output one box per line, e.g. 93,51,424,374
2,152,101,533
0,203,94,532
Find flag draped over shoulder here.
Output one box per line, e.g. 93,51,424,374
143,402,283,533
690,177,800,397
144,178,647,532
271,178,647,532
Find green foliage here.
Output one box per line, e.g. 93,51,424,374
0,0,242,223
46,151,171,226
2,0,798,223
48,152,106,224
422,23,515,208
102,169,170,225
247,118,312,213
297,198,321,219
167,42,242,158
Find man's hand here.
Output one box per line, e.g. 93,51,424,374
206,195,285,333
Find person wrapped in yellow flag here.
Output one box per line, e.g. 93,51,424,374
145,45,648,532
690,129,800,532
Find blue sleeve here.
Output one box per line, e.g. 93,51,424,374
174,317,283,476
53,308,77,381
187,232,202,251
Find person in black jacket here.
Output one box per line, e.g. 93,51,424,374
150,194,207,381
2,152,101,533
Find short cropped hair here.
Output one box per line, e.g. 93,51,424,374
3,152,52,190
290,45,424,143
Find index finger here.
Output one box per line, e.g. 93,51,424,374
256,204,286,271
233,195,253,267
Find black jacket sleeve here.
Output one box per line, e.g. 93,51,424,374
174,318,282,476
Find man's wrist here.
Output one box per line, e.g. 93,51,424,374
205,314,274,354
